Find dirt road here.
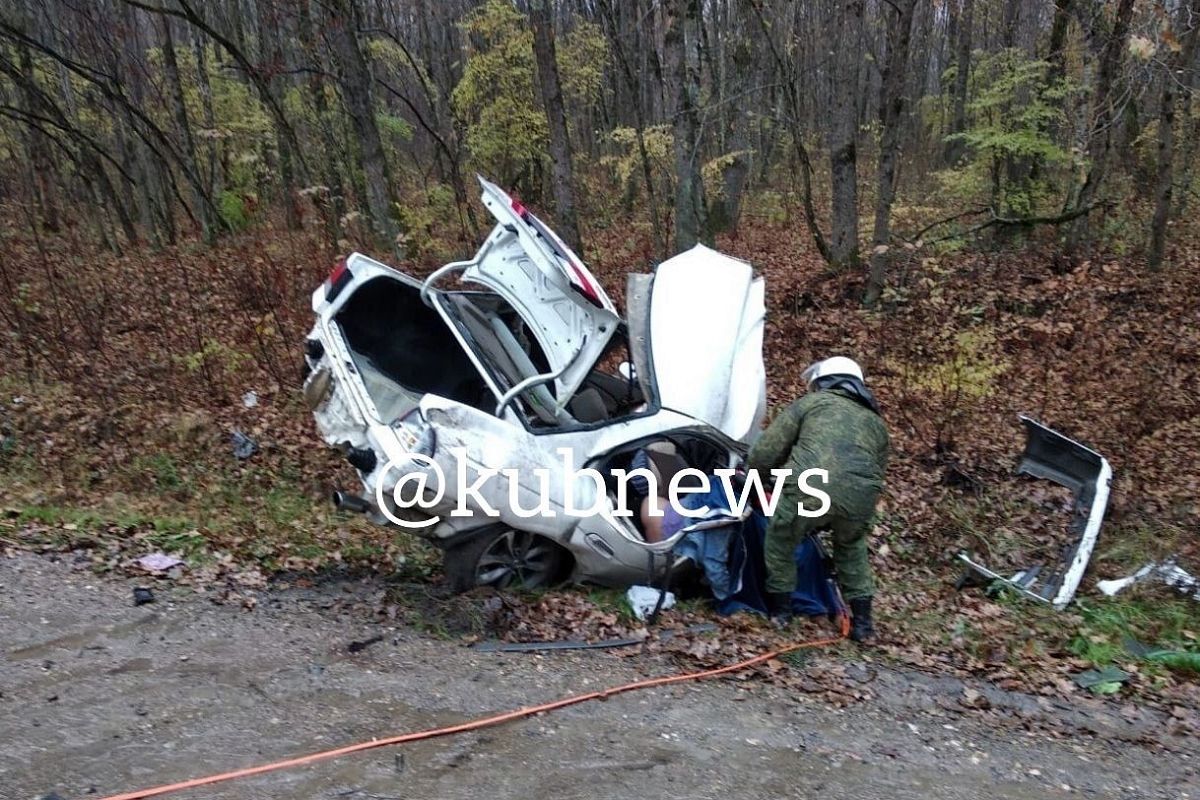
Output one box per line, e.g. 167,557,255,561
2,553,1195,800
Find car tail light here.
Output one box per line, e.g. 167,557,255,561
326,258,352,302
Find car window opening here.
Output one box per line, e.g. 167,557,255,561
594,435,734,542
333,276,493,422
445,292,649,429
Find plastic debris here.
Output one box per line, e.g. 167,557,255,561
136,553,185,572
625,585,675,621
1074,666,1129,694
132,587,155,606
1097,558,1200,601
242,390,259,408
231,430,259,459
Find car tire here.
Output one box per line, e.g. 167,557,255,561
443,527,571,593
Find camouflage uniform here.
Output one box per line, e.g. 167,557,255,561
747,388,889,601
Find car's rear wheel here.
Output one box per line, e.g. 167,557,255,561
443,527,570,593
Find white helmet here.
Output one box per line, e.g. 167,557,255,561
801,356,864,387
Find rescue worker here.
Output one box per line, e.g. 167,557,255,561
746,357,889,642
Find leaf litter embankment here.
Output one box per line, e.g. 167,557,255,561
0,218,1197,715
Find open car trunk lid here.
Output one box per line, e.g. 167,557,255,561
458,177,620,406
647,245,766,442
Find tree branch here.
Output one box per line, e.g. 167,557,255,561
119,0,310,183
914,199,1113,246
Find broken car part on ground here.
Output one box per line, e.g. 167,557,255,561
1098,558,1200,602
958,415,1112,609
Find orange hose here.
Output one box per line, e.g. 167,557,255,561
98,616,849,800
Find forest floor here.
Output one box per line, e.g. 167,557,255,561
1,211,1199,763
4,552,1198,800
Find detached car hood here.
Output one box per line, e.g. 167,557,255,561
648,245,766,442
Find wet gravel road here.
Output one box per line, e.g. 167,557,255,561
2,553,1196,800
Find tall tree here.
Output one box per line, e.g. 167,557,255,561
665,0,711,251
597,0,668,260
748,0,833,263
190,25,221,208
706,0,753,235
945,0,975,165
828,0,865,269
255,1,301,231
1065,0,1136,252
16,39,60,233
159,13,214,243
529,0,583,253
326,0,402,252
865,0,918,307
298,0,346,246
1149,0,1200,269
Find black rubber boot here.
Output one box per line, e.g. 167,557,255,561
849,596,875,643
766,591,794,624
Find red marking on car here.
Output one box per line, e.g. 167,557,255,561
568,263,601,305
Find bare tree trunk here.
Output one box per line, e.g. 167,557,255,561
16,32,60,232
747,0,833,264
529,0,583,253
712,120,751,234
665,0,711,251
598,0,668,260
1066,0,1135,252
1047,0,1072,81
1149,0,1200,269
154,157,178,245
115,3,161,248
413,0,477,236
160,14,214,243
865,0,917,308
298,0,345,247
828,0,865,269
1171,0,1200,217
255,2,301,231
326,0,402,254
708,1,752,235
945,0,974,165
191,27,221,205
995,0,1033,233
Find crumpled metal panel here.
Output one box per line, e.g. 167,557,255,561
958,415,1112,609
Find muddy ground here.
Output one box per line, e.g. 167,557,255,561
2,553,1196,800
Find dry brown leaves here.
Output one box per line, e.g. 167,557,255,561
2,214,1198,705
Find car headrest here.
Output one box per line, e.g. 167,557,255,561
644,441,702,494
569,387,609,423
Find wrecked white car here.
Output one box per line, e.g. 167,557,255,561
302,177,765,591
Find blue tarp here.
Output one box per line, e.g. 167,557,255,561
712,513,840,617
670,483,841,618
